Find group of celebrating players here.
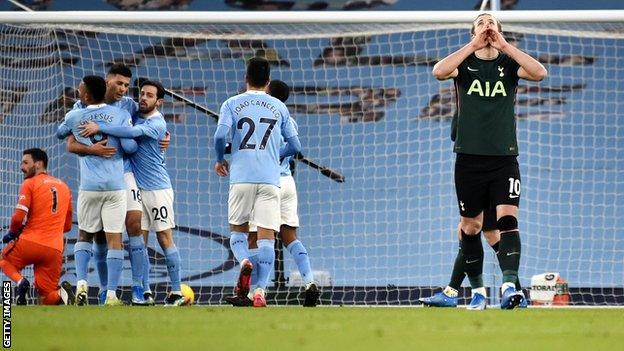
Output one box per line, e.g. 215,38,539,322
1,64,184,306
1,13,545,309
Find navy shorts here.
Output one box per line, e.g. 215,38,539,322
454,154,521,219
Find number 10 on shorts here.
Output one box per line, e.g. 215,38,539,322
508,177,520,198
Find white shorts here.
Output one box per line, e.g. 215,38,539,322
229,183,280,232
125,172,143,212
77,190,126,233
250,176,299,232
278,175,299,228
141,188,175,232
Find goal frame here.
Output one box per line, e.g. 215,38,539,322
2,9,623,307
0,10,623,24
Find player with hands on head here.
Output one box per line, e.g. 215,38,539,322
431,13,546,309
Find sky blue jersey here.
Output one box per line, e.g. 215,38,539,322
280,117,299,177
57,104,135,191
218,91,298,187
130,111,172,190
73,96,138,173
93,110,171,191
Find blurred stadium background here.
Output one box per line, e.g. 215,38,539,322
0,0,623,306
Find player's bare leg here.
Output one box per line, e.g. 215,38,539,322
156,228,184,306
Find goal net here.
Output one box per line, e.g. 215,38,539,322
1,14,623,306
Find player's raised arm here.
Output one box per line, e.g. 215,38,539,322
432,16,492,80
486,30,547,81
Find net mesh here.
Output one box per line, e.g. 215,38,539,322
1,21,623,305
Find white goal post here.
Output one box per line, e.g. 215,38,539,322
1,10,624,23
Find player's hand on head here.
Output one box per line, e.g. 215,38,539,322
214,160,229,177
160,131,171,151
92,139,116,158
78,121,100,137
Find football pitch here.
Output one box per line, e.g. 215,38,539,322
11,307,624,350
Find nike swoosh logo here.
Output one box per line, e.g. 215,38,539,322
509,195,519,199
467,67,478,71
465,259,479,264
507,252,520,256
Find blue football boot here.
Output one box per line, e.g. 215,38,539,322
466,292,487,310
419,287,458,307
132,286,149,306
518,290,528,308
98,289,107,305
501,284,524,309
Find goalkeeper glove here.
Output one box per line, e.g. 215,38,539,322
2,232,19,243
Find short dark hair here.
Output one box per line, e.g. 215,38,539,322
268,80,290,103
140,80,165,99
246,57,270,87
23,148,48,169
471,13,502,35
82,75,107,102
107,63,132,78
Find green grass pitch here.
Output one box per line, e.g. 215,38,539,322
11,307,624,350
